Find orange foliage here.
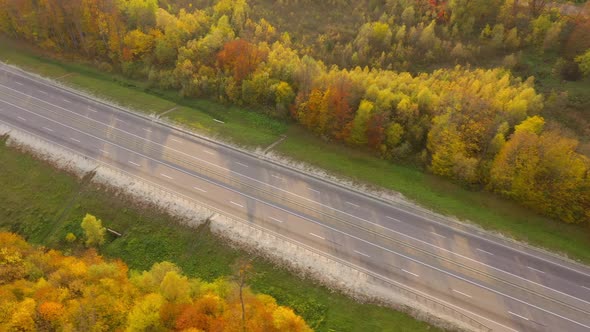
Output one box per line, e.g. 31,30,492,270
0,232,312,331
38,301,64,322
217,39,268,82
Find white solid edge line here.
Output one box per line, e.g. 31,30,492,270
269,217,284,223
528,266,546,274
128,161,141,167
452,289,473,298
5,81,582,302
2,104,590,330
160,173,173,180
402,269,419,277
508,311,530,321
229,201,244,208
477,248,495,256
70,137,81,143
193,186,207,193
0,118,524,332
3,69,590,283
309,233,325,240
354,250,371,258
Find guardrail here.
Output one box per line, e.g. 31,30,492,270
1,123,493,332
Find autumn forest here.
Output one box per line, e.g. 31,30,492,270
0,0,589,225
0,231,311,331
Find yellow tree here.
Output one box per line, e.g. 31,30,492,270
80,213,106,247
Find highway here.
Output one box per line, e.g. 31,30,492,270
1,63,590,332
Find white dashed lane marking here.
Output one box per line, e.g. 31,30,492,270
528,266,545,274
431,232,447,239
269,217,284,223
229,201,244,208
354,250,371,258
402,269,419,278
508,311,529,321
452,289,472,298
193,186,207,193
309,233,325,240
477,248,495,256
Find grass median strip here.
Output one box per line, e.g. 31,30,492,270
0,137,440,332
1,36,589,264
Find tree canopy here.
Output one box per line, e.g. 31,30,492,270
0,232,311,332
0,0,588,224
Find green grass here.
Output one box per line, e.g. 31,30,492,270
168,100,286,147
0,138,439,332
1,36,590,264
277,126,590,263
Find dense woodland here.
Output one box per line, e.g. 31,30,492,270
0,0,589,224
0,231,311,331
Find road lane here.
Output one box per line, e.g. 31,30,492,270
3,74,589,299
4,81,590,318
0,107,584,330
2,63,590,327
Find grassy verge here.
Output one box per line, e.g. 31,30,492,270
1,36,590,264
0,137,439,332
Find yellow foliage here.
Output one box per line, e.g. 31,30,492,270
0,233,312,331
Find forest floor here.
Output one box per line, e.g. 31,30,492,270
1,36,589,265
0,136,441,332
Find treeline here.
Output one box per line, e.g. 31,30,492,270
0,0,588,224
0,232,311,331
240,0,590,73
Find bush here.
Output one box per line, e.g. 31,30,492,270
65,232,77,243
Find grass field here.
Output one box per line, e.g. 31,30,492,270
0,136,440,332
1,36,590,264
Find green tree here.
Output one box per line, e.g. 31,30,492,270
575,49,590,77
81,213,106,247
348,100,373,145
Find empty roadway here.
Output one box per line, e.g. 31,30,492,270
1,63,589,332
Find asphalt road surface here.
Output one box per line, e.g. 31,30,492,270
1,63,590,332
